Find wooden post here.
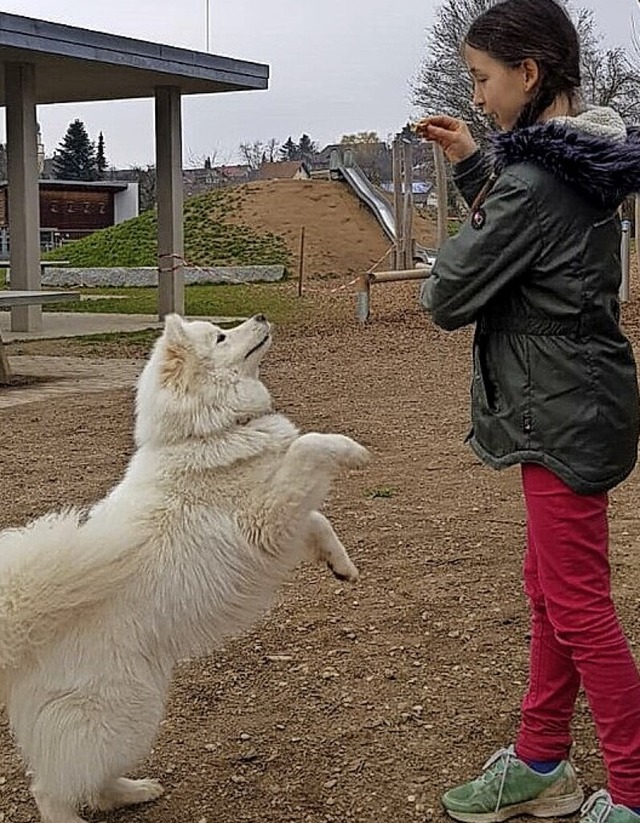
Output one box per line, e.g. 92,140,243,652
0,334,11,384
636,193,640,273
402,141,414,269
297,226,306,297
392,139,403,270
356,272,371,324
621,219,631,303
433,143,448,248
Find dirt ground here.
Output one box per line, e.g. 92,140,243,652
226,179,438,279
2,274,640,823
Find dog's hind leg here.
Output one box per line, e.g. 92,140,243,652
96,777,164,811
17,676,168,823
31,785,87,823
306,511,359,583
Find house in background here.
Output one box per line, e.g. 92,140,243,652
182,163,251,197
214,164,251,186
0,178,139,256
183,160,308,195
254,160,310,181
381,180,435,207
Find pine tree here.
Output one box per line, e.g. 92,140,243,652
52,119,98,181
95,131,108,179
279,136,299,161
297,134,317,164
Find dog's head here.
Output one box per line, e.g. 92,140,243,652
135,313,273,446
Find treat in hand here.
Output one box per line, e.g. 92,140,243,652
411,115,478,164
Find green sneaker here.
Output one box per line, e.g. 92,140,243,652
581,790,640,823
442,745,584,823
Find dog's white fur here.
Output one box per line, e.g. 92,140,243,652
0,313,368,823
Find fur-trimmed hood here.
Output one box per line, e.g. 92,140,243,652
492,106,640,210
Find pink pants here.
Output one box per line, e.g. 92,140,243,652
515,464,640,806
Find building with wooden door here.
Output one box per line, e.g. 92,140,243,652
0,178,138,256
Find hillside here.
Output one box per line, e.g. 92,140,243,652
223,179,437,279
44,179,437,279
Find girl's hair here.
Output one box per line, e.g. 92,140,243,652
465,0,581,129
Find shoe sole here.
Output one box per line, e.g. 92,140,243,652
444,787,585,823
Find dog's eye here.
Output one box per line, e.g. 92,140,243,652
216,333,227,344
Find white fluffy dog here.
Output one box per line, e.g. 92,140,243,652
0,313,368,823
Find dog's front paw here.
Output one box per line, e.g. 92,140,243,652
337,436,370,469
329,555,360,584
296,433,369,469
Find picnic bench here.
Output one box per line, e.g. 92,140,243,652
0,289,79,384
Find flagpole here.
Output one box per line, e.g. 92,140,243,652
205,1,210,51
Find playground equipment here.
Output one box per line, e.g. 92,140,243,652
330,142,437,267
336,138,446,323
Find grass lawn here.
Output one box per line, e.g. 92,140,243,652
1,281,313,359
35,283,302,326
41,188,290,269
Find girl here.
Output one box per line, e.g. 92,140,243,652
416,1,640,822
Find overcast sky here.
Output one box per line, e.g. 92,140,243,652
0,0,636,168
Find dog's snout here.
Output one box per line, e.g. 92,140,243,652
254,314,267,324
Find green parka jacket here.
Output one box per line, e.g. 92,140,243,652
421,107,640,494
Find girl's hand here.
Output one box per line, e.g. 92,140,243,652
414,115,478,164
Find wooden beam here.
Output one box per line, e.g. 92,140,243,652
370,268,431,284
402,140,414,269
392,139,403,270
433,143,448,248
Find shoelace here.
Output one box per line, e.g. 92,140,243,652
582,790,615,823
479,745,517,814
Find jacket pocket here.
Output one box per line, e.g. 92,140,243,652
474,341,500,413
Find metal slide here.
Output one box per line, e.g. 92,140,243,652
329,149,435,265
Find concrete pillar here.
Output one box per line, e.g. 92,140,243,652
155,86,184,318
5,62,41,331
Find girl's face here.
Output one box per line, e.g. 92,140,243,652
464,45,539,131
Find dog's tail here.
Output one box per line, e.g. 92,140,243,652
0,508,144,670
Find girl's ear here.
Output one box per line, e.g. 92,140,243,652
521,58,540,93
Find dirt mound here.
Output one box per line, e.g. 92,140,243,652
227,179,437,281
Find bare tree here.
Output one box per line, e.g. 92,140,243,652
412,0,495,142
238,140,265,171
238,138,281,170
413,0,640,140
340,131,390,183
264,138,280,163
185,148,221,169
578,9,640,122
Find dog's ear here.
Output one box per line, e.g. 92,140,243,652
163,313,189,346
161,314,194,390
